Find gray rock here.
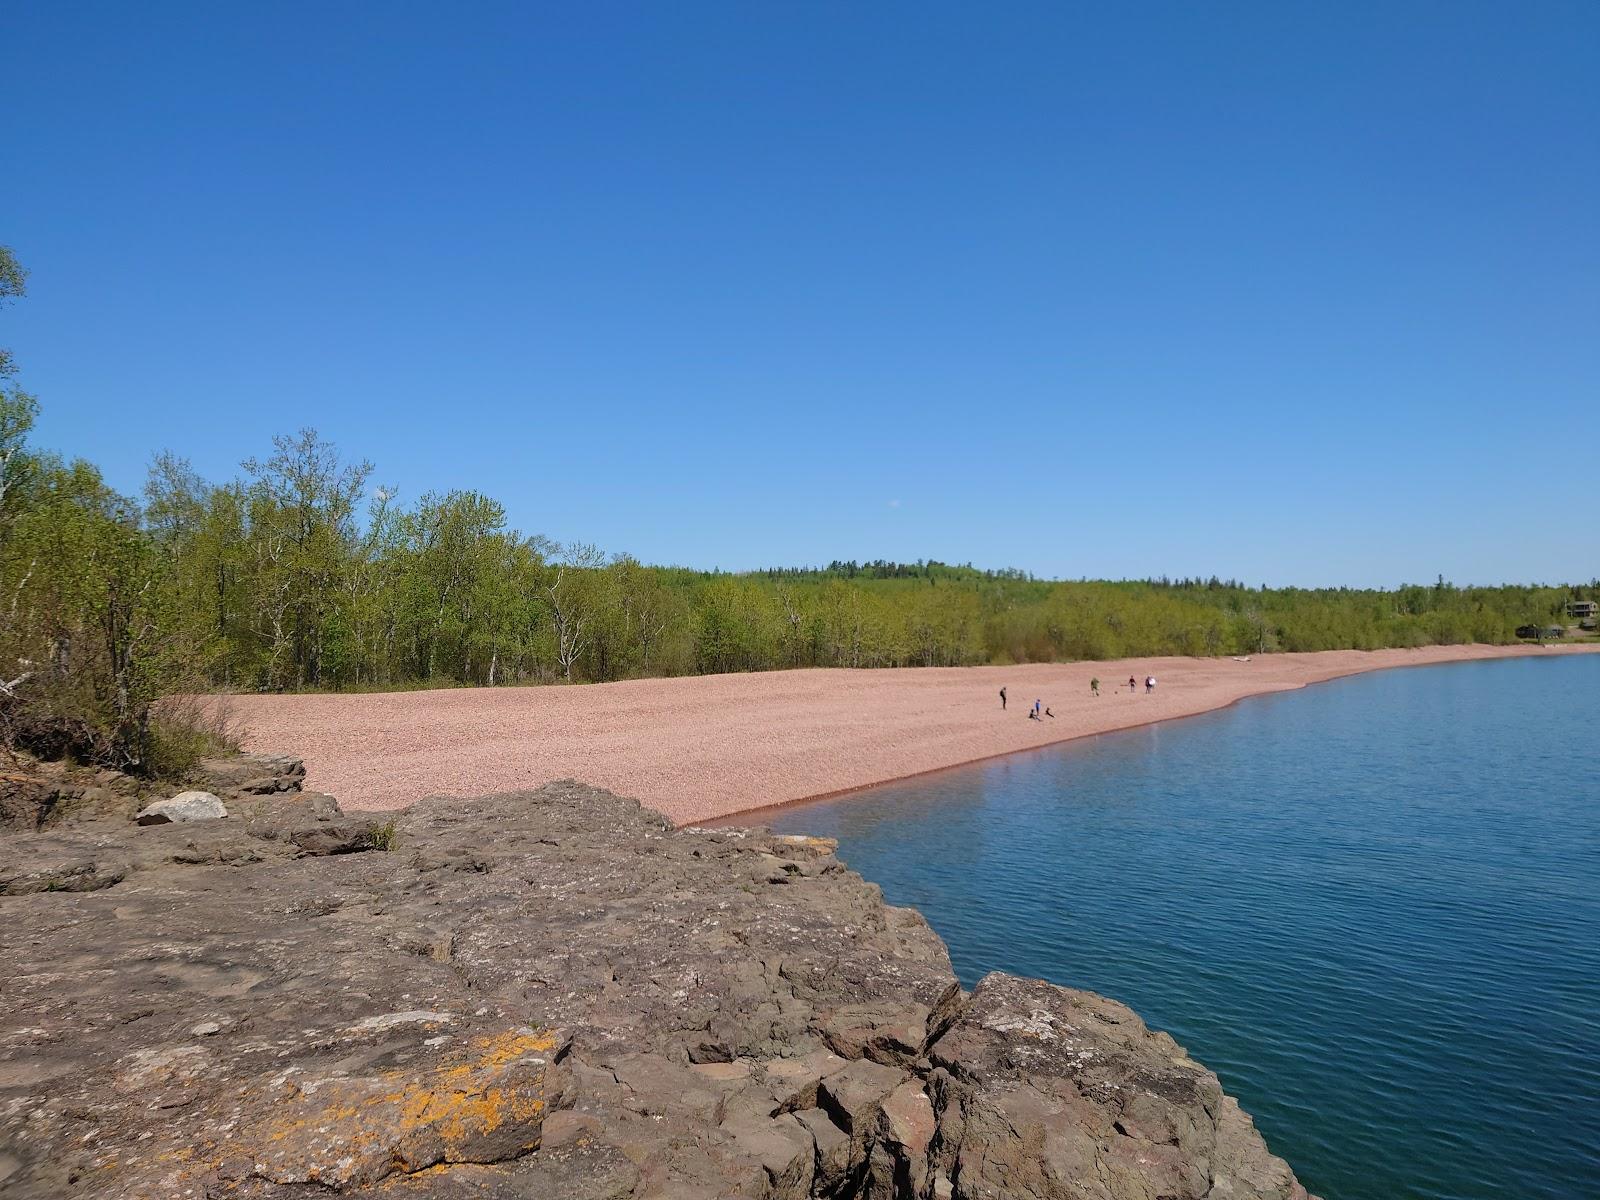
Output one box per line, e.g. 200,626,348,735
819,1058,910,1134
0,780,1316,1199
134,790,228,825
927,973,1313,1199
0,772,55,831
1,775,125,831
195,751,307,797
0,850,128,895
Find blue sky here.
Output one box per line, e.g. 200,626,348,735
5,3,1596,586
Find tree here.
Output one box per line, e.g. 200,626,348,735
0,245,27,382
398,490,509,680
142,453,237,683
2,455,185,768
0,389,36,540
143,451,210,543
0,247,38,538
1238,608,1274,654
545,542,604,681
240,430,372,687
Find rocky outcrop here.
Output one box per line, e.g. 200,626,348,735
0,779,1314,1199
194,751,308,798
0,750,310,833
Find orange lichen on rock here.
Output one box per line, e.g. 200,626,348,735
395,1031,559,1149
250,1026,566,1189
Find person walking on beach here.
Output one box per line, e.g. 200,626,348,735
1145,675,1156,693
999,686,1007,711
1128,675,1137,693
1033,698,1042,720
1090,677,1100,698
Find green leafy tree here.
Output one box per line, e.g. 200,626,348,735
0,247,38,540
239,430,372,688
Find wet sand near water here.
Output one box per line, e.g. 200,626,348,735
229,643,1600,825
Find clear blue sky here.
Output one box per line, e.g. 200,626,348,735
6,3,1596,587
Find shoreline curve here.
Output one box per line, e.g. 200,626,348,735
228,642,1600,825
699,642,1597,825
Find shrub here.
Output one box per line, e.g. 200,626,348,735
365,819,399,851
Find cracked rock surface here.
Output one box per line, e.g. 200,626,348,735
0,775,1314,1199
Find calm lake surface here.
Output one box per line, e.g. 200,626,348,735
767,655,1600,1200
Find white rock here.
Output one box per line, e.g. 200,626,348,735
135,791,228,825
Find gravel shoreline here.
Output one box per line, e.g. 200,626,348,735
230,643,1599,825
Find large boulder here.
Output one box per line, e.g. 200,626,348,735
134,789,228,825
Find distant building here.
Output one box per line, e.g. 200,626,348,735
1517,624,1568,640
1566,600,1598,620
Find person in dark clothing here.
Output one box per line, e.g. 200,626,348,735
999,686,1007,710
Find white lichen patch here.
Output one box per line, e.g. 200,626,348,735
347,1010,455,1032
984,1006,1060,1040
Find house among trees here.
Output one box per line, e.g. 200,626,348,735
1517,624,1567,640
1565,599,1597,619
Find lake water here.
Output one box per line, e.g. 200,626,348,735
766,655,1600,1200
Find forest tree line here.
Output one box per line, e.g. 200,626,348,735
0,246,1591,770
54,424,1600,688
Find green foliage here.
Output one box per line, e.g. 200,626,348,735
140,695,243,780
1,248,1594,770
13,409,1593,705
1,453,183,767
1,246,39,536
0,244,28,385
365,818,399,851
0,252,218,774
142,717,228,781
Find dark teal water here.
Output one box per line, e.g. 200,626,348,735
767,656,1600,1200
